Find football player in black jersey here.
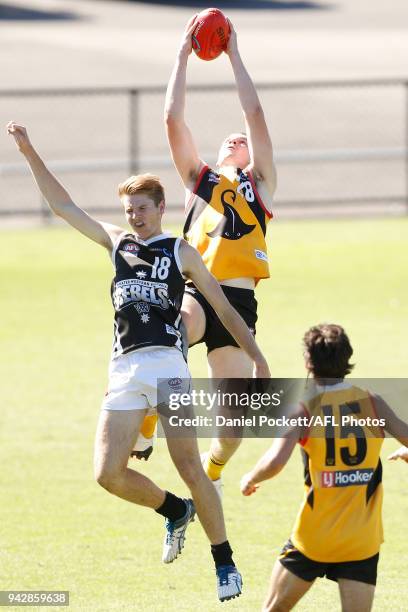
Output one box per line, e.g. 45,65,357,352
165,17,277,495
8,121,270,602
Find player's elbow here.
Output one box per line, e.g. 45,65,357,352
53,204,67,218
164,109,180,127
46,201,64,218
164,112,184,140
52,199,75,220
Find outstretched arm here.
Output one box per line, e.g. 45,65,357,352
179,240,270,377
226,22,277,202
164,17,204,189
7,122,122,251
240,437,298,496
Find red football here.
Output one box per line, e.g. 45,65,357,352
192,8,230,61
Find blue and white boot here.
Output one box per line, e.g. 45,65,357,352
216,565,243,602
162,498,196,563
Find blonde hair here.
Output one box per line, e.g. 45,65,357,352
118,174,165,206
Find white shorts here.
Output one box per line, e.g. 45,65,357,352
101,346,191,412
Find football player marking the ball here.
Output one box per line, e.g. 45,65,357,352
7,122,271,601
240,324,408,612
164,13,277,494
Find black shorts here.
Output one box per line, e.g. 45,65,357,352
279,540,379,586
184,282,257,354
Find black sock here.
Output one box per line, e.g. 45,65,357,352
155,491,187,522
211,541,235,568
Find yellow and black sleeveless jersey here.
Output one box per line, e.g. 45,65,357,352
183,165,272,282
291,382,385,562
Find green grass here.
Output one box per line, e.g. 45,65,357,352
0,218,407,611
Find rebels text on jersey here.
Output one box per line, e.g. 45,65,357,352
110,232,186,358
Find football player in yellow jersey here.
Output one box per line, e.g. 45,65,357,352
164,16,276,492
241,324,408,612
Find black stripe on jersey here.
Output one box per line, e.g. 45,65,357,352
301,448,314,509
183,204,196,238
366,459,383,504
238,169,267,236
247,196,266,236
306,487,314,510
301,448,312,485
183,168,218,237
196,167,219,204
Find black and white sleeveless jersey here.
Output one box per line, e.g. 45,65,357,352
110,232,186,359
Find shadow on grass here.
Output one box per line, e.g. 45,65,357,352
0,3,80,20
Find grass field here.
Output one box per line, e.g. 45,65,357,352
1,218,407,611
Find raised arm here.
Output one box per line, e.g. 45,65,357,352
179,240,270,377
7,122,122,251
226,22,277,202
164,17,204,189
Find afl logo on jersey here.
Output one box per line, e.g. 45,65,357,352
168,377,182,389
123,243,140,252
208,172,220,184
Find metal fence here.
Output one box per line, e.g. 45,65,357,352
1,78,407,221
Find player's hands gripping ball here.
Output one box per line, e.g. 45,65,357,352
192,8,230,61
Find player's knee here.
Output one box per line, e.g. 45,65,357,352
181,302,205,345
94,463,122,493
180,311,198,345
